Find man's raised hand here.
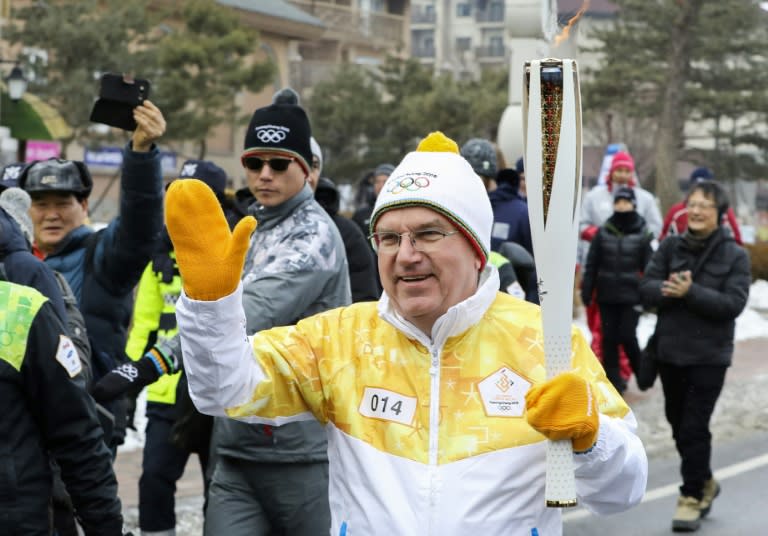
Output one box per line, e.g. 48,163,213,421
131,100,166,152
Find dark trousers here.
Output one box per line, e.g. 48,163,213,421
139,409,210,532
599,303,641,392
51,462,78,536
204,456,330,536
658,362,727,499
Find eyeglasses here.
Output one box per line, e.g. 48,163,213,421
368,228,458,255
242,156,294,172
686,201,716,211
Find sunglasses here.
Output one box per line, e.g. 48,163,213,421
242,156,294,172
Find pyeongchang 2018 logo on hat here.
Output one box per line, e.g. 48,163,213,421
386,172,436,195
254,124,289,144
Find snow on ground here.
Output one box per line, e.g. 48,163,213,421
119,280,768,453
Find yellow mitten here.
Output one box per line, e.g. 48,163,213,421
165,179,257,300
525,371,599,452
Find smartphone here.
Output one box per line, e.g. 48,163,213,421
89,73,151,131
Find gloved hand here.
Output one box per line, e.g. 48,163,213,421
580,225,598,242
165,179,257,300
91,348,176,403
525,371,599,452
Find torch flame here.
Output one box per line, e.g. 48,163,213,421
554,0,591,46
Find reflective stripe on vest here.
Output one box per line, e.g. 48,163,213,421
0,281,48,371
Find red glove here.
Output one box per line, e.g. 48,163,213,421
580,225,598,242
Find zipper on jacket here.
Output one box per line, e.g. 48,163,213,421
428,346,441,534
428,347,441,465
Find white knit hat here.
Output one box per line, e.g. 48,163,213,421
0,187,34,244
370,131,492,268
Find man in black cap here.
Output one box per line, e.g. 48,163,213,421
204,89,350,535
92,91,350,534
95,91,351,535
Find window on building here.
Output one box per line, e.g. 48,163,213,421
489,36,504,56
425,36,435,54
456,3,471,17
489,2,504,21
414,36,436,58
456,37,472,52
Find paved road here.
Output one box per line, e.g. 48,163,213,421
564,430,768,534
116,338,768,535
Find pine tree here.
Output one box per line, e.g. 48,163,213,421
581,0,768,211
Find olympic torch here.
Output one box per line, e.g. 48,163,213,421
523,58,583,508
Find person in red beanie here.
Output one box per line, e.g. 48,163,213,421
579,150,662,379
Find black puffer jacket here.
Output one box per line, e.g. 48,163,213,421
639,227,751,367
581,211,654,306
316,177,380,302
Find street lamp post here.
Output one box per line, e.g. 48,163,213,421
0,59,28,164
6,63,27,100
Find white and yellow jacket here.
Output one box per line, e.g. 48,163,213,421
177,266,647,536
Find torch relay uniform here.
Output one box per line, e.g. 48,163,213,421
172,134,647,536
178,271,646,535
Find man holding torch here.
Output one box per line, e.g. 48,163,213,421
166,128,646,535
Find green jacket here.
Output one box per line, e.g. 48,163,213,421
125,254,182,404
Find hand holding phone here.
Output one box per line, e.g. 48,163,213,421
131,100,166,152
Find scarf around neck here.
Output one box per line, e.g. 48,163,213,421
681,227,717,252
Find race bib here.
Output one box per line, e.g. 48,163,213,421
359,387,417,426
55,335,82,378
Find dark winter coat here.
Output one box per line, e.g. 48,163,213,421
0,283,122,535
352,204,374,239
316,177,380,302
488,182,533,255
223,186,254,229
581,211,654,306
43,143,164,445
639,227,751,367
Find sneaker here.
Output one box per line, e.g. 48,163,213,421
699,478,721,518
672,495,702,532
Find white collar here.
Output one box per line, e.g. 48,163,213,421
377,264,500,349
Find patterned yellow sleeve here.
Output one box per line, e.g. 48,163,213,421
224,307,347,424
570,326,630,419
